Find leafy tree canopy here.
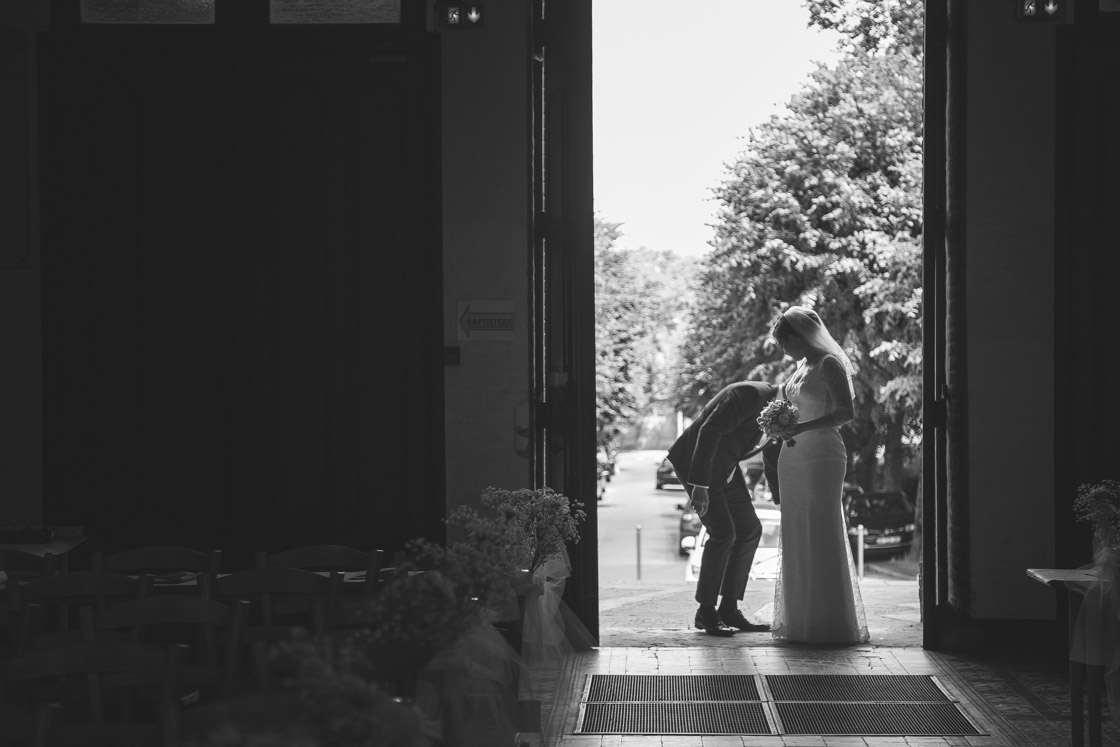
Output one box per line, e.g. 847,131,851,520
806,0,924,57
595,216,695,446
679,5,923,486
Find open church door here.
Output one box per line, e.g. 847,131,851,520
529,0,599,640
922,0,950,649
38,8,444,565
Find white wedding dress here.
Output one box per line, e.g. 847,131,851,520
772,358,869,644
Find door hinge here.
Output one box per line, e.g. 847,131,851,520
533,17,547,52
926,386,949,429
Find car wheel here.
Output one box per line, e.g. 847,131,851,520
656,482,663,490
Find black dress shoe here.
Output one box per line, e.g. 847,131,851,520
719,608,771,632
694,607,735,637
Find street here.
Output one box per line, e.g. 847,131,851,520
596,449,923,647
597,449,692,586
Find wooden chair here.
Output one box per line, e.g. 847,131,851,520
7,571,151,641
0,639,189,746
255,544,384,598
0,604,41,662
91,546,221,585
79,595,249,700
204,567,338,692
0,701,61,747
204,567,336,635
0,550,60,584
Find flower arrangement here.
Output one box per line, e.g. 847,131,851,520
1074,479,1120,547
480,486,586,575
363,570,483,670
757,398,799,446
404,505,529,620
280,635,437,747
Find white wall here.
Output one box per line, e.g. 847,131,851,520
440,3,533,509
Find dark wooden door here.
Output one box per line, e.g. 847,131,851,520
1057,5,1120,567
40,30,442,564
530,0,598,638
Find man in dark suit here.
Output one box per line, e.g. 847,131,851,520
667,381,780,636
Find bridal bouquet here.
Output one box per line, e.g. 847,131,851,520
757,399,799,446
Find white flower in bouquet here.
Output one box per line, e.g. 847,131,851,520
757,399,799,446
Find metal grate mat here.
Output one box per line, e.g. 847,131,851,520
572,674,987,736
766,673,950,702
776,702,982,736
576,702,771,735
586,674,760,702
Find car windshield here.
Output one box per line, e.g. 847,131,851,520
847,492,913,520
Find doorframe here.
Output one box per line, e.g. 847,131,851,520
529,0,599,641
542,1,949,645
922,0,949,649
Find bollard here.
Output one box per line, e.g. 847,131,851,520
856,524,865,579
636,524,642,581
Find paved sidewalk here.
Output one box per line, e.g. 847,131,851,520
600,557,922,648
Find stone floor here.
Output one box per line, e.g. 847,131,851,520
515,643,1117,747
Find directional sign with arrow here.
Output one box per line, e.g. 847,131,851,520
457,300,514,341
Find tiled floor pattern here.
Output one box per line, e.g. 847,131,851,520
523,645,1119,747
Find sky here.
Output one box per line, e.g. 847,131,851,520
593,1,843,258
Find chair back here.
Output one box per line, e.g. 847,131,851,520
7,571,151,638
92,545,222,577
0,549,60,581
206,566,337,638
1,639,188,746
0,603,41,659
80,595,249,699
0,701,61,747
257,545,383,597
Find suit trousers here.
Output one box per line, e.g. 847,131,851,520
687,465,763,607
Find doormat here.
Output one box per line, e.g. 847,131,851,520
577,702,771,735
573,674,985,736
585,674,760,702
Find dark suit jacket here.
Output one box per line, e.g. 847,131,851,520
667,381,779,497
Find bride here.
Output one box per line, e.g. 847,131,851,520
770,306,869,644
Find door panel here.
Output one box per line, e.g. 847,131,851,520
41,33,442,563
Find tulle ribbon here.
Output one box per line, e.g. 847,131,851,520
413,549,596,744
1070,539,1120,724
416,620,522,746
518,550,595,700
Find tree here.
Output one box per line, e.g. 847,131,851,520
595,216,694,448
806,0,924,57
679,18,923,490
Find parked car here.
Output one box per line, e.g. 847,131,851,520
676,502,703,556
655,456,681,490
598,445,618,477
683,502,782,582
845,490,917,558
